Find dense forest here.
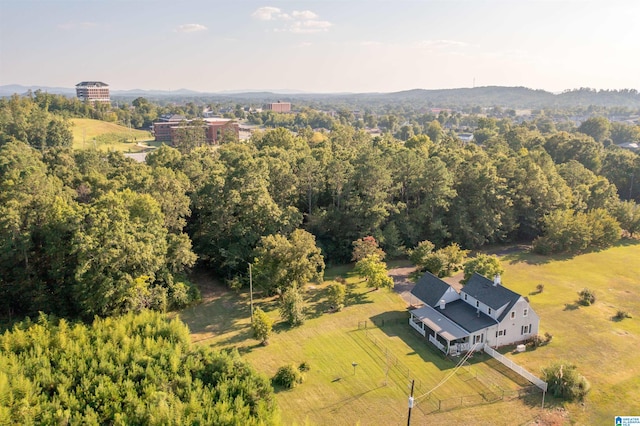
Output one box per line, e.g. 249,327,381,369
0,311,277,424
1,93,640,321
1,91,640,423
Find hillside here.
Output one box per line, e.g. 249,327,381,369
70,118,154,151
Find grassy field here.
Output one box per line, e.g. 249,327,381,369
177,241,640,425
178,269,545,425
70,118,155,152
499,240,640,425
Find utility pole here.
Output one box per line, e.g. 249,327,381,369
249,263,254,317
407,379,415,426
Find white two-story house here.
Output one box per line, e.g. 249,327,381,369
408,272,539,356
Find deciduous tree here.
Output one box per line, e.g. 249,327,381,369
252,306,273,344
354,254,394,290
253,229,324,294
462,254,504,284
280,285,306,326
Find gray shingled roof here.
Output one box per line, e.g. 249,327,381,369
462,273,522,321
410,271,451,307
411,305,469,340
438,299,498,333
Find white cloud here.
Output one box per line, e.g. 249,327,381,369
252,7,290,21
292,10,319,20
175,24,208,33
290,20,332,34
295,42,313,48
253,6,331,33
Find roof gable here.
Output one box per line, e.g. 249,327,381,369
410,271,451,307
462,273,522,312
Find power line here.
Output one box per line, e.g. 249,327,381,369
414,343,480,402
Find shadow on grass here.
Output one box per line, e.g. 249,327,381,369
505,238,640,266
304,284,333,320
610,314,632,322
364,311,455,371
503,250,574,266
344,283,375,307
613,237,640,248
318,385,386,413
563,302,580,311
520,391,564,411
180,290,252,336
236,342,264,356
482,357,533,387
323,264,355,281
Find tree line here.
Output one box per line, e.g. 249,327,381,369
1,95,640,322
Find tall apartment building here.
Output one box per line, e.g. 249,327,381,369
266,101,291,113
75,81,110,103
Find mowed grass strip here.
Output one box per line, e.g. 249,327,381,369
180,271,533,425
70,118,154,151
499,240,640,424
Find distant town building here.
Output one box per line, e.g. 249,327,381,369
152,118,239,145
266,101,291,113
158,114,186,122
457,133,474,143
75,81,110,104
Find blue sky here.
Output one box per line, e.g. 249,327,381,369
1,0,638,93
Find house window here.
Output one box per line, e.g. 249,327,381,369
521,325,531,335
476,301,480,308
464,294,467,301
488,308,492,315
510,311,516,320
523,308,528,317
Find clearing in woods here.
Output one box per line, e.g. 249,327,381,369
178,265,545,426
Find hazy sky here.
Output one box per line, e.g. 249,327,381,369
1,0,638,93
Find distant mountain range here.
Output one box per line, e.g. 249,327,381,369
2,84,639,109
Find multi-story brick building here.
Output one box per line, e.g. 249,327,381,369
266,101,291,113
75,81,110,104
152,118,239,145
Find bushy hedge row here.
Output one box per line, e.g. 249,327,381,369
0,311,277,425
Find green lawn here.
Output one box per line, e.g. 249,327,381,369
70,118,154,152
178,241,640,424
498,240,640,425
178,269,542,425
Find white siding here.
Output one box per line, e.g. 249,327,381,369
460,291,501,320
497,298,540,346
442,286,460,304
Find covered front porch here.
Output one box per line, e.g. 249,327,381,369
409,305,471,356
